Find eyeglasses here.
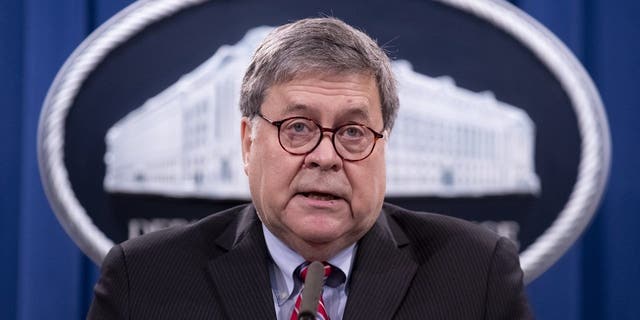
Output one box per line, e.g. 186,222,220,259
258,114,384,161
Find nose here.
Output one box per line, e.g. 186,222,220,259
303,133,343,171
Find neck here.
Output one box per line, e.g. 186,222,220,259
279,232,363,262
296,243,346,262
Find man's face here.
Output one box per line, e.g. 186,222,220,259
241,72,386,257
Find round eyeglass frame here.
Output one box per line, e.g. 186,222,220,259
258,114,385,161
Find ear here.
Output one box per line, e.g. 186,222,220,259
240,117,253,175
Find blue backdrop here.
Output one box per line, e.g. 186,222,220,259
1,0,638,319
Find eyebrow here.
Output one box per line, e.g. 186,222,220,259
282,104,311,115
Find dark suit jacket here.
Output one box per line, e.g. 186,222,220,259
87,203,532,319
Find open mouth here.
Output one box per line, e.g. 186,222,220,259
300,192,340,201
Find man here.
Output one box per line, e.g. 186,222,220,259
88,17,532,319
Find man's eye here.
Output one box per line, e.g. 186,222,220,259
342,126,365,138
291,122,309,132
284,119,314,135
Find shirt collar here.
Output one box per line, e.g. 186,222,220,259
262,224,357,300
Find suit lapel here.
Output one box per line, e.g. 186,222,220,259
207,206,276,319
343,211,418,320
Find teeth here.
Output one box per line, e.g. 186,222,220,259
304,192,337,200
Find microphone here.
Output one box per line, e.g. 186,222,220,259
298,261,324,320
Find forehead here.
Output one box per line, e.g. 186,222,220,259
263,72,382,125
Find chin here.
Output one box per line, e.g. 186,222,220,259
299,229,345,245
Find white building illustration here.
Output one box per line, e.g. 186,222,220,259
387,60,539,196
104,26,540,200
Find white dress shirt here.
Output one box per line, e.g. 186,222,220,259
262,224,356,320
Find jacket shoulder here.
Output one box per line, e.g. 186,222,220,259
382,202,504,262
381,203,531,318
116,203,249,264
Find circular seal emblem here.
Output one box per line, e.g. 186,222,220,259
38,0,610,283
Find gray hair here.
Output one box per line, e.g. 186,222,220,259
240,17,399,131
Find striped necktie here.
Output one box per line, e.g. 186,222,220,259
290,262,333,320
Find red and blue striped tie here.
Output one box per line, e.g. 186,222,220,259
290,262,333,320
